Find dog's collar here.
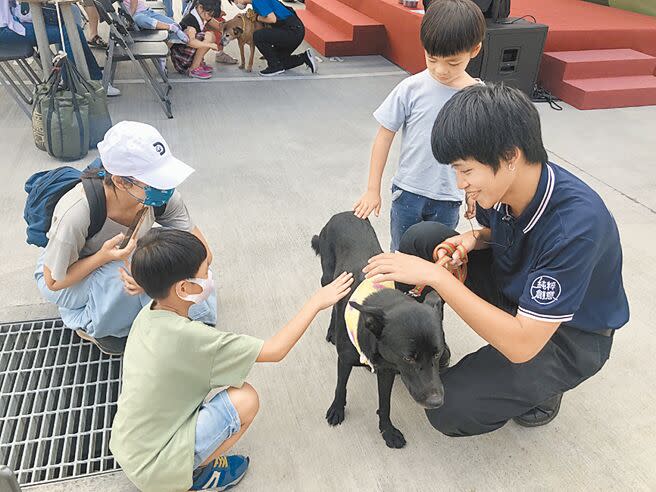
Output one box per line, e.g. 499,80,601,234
344,278,394,372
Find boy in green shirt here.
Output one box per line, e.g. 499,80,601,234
110,229,353,491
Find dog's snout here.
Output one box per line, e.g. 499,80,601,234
422,393,444,409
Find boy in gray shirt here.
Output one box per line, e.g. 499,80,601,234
353,0,486,251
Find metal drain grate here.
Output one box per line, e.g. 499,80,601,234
0,319,122,487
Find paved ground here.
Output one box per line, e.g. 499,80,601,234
1,7,655,490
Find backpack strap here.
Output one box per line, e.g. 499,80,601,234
81,177,107,240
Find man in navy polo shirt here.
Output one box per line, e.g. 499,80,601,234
363,84,629,435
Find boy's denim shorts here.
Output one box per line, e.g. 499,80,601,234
193,390,241,469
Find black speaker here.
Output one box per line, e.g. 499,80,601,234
472,0,511,19
466,18,548,96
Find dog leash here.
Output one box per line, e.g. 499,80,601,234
408,241,468,298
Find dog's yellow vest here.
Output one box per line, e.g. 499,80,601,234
344,278,395,372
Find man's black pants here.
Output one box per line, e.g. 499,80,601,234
398,222,614,437
253,17,306,71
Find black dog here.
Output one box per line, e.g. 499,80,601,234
311,212,449,448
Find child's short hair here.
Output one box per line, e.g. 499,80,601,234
420,0,486,57
132,228,208,300
431,83,549,171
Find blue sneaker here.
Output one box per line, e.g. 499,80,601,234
190,455,249,491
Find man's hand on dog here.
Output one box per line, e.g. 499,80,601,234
353,190,382,219
246,8,258,21
364,252,440,287
310,272,354,311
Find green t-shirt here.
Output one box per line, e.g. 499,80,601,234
110,303,264,492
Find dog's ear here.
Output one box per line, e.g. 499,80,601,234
423,290,443,310
234,26,243,35
349,301,385,337
311,235,321,256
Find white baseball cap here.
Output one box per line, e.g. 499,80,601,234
97,121,194,189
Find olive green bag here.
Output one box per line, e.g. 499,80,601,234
32,55,112,159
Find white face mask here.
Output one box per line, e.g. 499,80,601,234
178,270,214,304
235,2,247,9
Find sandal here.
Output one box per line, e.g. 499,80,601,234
215,51,238,64
87,35,108,49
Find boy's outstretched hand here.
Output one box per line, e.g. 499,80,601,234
353,190,382,219
310,272,354,311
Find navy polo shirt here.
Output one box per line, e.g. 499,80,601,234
476,162,629,332
252,0,292,20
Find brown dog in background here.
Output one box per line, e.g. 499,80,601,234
221,14,266,72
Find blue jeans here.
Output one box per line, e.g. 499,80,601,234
194,390,241,468
162,0,174,17
0,23,103,80
389,184,461,252
35,252,218,339
133,8,175,30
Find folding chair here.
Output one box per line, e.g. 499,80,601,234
93,0,174,118
0,41,41,118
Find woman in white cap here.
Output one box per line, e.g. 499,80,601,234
34,121,216,355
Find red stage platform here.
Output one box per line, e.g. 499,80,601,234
299,0,656,109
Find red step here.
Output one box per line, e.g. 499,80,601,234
298,0,386,57
538,48,656,109
542,49,656,79
555,75,656,110
298,10,353,56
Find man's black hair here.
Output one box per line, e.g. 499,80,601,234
132,228,207,300
432,83,549,172
420,0,486,57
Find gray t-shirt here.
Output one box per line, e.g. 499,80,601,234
374,70,464,202
43,183,194,281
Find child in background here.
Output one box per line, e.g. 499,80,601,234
183,0,239,65
170,0,222,78
353,0,485,251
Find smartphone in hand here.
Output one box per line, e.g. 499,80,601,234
119,207,148,249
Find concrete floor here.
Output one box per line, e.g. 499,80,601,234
1,12,656,491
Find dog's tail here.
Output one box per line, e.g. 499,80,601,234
311,235,321,256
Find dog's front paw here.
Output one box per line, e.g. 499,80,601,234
326,402,345,426
238,64,245,70
246,67,253,73
381,425,406,448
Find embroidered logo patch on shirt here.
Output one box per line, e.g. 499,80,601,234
530,275,561,305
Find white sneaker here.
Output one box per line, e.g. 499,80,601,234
106,83,121,97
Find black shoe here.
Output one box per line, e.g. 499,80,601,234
259,66,285,76
513,394,563,427
304,49,318,74
76,329,126,356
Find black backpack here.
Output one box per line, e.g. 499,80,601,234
25,157,166,247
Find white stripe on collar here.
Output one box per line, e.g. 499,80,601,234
523,164,555,234
493,202,502,211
